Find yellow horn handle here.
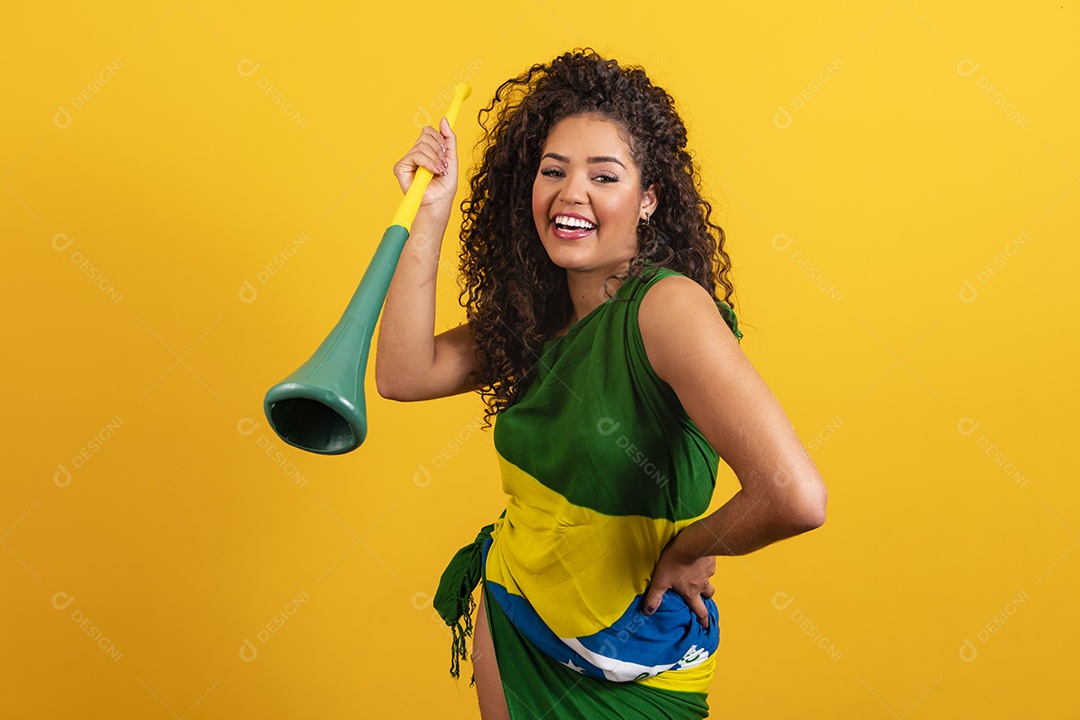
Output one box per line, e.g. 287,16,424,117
391,81,472,231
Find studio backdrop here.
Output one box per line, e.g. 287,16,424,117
3,2,1077,718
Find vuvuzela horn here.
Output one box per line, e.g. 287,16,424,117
263,81,472,454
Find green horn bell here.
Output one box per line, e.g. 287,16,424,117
263,225,410,454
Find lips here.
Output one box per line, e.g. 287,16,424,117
551,212,597,240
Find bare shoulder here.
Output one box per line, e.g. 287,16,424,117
638,273,727,319
640,273,826,529
638,274,742,385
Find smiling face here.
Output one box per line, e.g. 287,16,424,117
532,114,658,277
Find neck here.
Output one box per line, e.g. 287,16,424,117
561,261,632,332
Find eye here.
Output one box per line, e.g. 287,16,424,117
540,167,564,178
594,173,619,183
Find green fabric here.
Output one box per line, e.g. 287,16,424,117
483,575,711,719
493,264,742,521
433,264,741,714
433,521,497,683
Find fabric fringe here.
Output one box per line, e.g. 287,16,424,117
433,521,496,685
449,592,475,683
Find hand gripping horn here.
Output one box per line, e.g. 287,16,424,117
263,81,472,454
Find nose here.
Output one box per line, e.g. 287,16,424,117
558,170,589,206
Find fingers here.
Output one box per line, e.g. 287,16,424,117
439,116,457,149
644,543,716,629
425,122,454,171
413,126,449,176
641,586,666,616
688,594,710,630
415,146,448,177
642,582,715,631
392,121,456,196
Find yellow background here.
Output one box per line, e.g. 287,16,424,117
4,2,1077,717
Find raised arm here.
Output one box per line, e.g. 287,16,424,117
375,117,481,402
638,274,827,626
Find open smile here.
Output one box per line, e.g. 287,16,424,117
551,213,597,239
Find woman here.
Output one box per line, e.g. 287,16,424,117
376,49,827,719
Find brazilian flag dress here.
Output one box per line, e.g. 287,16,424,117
434,264,743,719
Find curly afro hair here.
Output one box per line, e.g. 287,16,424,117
458,48,737,426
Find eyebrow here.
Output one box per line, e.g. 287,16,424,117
541,152,626,169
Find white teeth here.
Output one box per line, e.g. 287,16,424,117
555,215,596,230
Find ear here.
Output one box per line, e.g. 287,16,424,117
640,183,660,220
